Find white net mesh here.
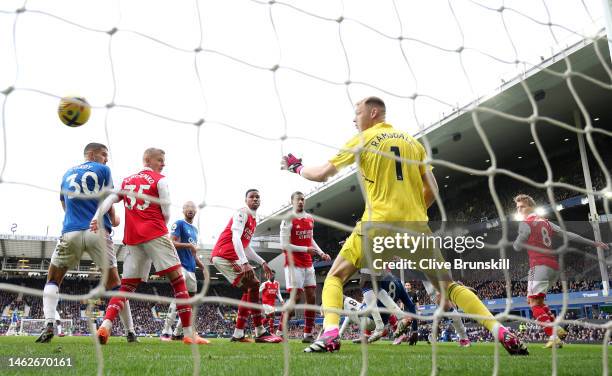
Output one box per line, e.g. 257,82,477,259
0,0,611,375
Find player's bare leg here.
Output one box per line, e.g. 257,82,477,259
305,255,357,353
36,264,66,343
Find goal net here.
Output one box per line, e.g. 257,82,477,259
0,0,610,375
19,319,74,336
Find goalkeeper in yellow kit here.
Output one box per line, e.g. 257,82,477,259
281,96,528,355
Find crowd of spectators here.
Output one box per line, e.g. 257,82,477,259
429,152,608,223
0,273,609,344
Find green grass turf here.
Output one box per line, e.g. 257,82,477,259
0,336,606,375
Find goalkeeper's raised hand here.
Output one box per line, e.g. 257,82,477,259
281,153,303,174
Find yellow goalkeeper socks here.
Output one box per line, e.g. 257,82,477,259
447,282,497,333
322,275,343,330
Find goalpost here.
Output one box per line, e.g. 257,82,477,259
19,319,74,336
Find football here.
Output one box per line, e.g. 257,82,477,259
58,96,91,127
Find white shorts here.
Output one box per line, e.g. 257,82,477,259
122,236,181,281
284,266,316,291
262,304,275,315
182,268,197,293
51,230,117,269
212,257,248,287
527,265,559,298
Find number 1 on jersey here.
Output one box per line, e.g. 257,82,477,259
390,146,403,181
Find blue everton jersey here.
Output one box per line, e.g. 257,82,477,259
60,161,113,234
171,219,198,272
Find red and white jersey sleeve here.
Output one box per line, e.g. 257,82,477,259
211,208,256,261
261,281,280,305
524,214,558,270
121,169,169,245
280,214,315,268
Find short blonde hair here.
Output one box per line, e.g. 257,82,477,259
514,194,536,208
143,147,165,161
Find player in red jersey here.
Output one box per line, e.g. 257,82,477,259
276,191,331,343
91,148,209,345
211,189,282,343
513,194,609,348
260,271,284,333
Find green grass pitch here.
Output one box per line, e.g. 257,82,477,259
0,336,605,375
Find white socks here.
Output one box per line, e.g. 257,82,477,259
101,319,113,331
363,289,384,331
376,289,404,318
449,308,468,339
173,317,184,336
43,283,59,324
119,300,135,334
163,302,177,335
255,325,266,337
233,328,245,338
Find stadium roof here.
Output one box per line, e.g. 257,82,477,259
255,34,612,237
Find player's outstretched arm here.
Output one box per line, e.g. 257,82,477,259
281,153,338,182
550,223,610,250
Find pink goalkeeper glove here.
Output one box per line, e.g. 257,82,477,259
283,153,303,174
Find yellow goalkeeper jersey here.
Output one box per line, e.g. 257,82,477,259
329,122,430,222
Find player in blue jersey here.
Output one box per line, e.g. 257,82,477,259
161,201,206,341
357,271,419,344
36,143,137,343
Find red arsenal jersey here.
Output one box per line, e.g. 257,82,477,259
211,208,256,261
261,280,280,305
120,169,169,245
525,214,558,270
282,215,314,268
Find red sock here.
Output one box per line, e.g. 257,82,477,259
248,287,263,328
277,312,284,332
304,309,315,334
236,293,249,330
278,310,294,332
170,274,192,329
389,315,398,332
267,314,276,332
532,304,554,337
104,278,140,322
